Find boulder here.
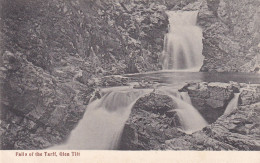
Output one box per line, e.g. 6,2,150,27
133,93,177,115
239,86,260,106
95,75,130,87
180,82,235,123
119,93,184,150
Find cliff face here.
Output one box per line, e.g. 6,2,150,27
0,0,170,77
198,0,260,72
0,52,93,149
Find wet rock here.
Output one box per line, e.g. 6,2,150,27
133,80,154,89
239,86,260,106
2,51,22,72
120,93,184,150
134,93,177,115
207,82,234,102
96,75,129,87
180,82,235,123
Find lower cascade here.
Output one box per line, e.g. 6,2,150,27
159,88,208,134
224,93,240,115
51,86,208,150
161,11,203,70
51,88,151,150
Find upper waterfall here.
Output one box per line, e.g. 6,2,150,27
161,11,203,71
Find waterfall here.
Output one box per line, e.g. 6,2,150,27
157,88,208,134
50,86,208,149
162,11,203,71
173,96,208,134
179,91,192,104
224,93,240,115
51,88,151,150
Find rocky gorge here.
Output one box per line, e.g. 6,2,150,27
120,81,260,150
0,0,260,150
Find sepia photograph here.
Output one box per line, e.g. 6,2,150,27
0,0,260,159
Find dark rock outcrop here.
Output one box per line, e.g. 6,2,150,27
180,82,237,123
239,85,260,106
120,93,184,150
95,75,130,87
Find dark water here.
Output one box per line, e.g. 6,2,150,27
124,71,260,85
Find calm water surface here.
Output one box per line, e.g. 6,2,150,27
124,71,260,85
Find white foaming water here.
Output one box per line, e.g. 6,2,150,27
50,86,207,149
157,88,208,134
179,91,192,104
173,96,208,134
50,88,151,150
161,11,203,70
224,93,240,115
